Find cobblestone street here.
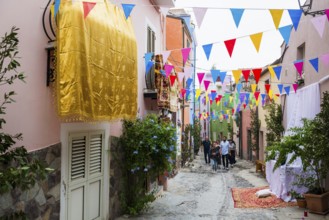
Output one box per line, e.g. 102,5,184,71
117,155,329,220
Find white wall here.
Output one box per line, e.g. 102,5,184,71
0,0,61,151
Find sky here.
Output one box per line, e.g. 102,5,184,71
173,0,304,77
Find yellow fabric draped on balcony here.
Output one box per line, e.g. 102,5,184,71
56,0,137,121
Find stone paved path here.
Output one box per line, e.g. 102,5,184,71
116,155,329,220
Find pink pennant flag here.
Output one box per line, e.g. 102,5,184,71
294,61,304,77
293,84,298,93
161,51,171,64
184,66,193,78
224,39,236,57
311,15,327,38
320,53,329,66
326,9,329,22
204,80,210,91
181,48,191,64
197,73,205,84
164,64,174,77
193,8,207,28
177,72,185,83
170,75,176,86
180,89,186,98
242,69,251,82
83,2,96,19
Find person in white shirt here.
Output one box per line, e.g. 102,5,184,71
220,136,230,170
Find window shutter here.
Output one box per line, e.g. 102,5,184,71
71,136,87,181
89,134,102,175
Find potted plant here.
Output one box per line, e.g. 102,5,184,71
266,92,329,215
290,190,307,209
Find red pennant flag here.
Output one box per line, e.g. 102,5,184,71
243,103,246,109
210,100,213,105
242,69,251,82
215,97,219,103
224,38,236,57
232,108,235,114
275,93,280,97
252,68,262,84
265,84,271,94
83,2,96,19
217,95,223,102
181,89,186,97
254,91,260,100
169,75,176,86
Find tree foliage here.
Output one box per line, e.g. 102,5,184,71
264,103,284,147
250,108,260,150
192,119,201,153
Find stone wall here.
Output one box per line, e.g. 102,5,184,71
0,143,61,220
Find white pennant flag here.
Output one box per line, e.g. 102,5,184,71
184,66,193,78
177,72,185,83
193,7,207,28
311,15,327,38
161,50,171,64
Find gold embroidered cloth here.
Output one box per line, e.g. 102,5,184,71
57,0,137,121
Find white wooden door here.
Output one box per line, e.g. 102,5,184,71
68,131,104,220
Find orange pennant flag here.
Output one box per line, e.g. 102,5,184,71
232,70,242,84
250,32,263,52
83,2,96,19
269,9,284,29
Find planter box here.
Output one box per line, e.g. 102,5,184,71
304,191,329,215
296,198,307,209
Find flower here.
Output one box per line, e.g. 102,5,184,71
144,168,148,172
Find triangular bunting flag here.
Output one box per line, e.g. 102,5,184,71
251,84,257,93
279,25,292,45
326,9,329,22
177,72,185,83
243,103,247,109
161,51,171,64
252,68,262,84
145,61,154,74
217,95,223,102
269,9,284,29
320,53,329,66
196,89,201,99
184,66,193,78
193,8,207,28
236,83,242,93
293,84,298,93
254,91,260,101
268,66,276,79
211,70,220,83
273,66,282,80
164,64,174,77
197,73,205,84
232,70,242,84
186,90,191,100
202,44,213,60
294,61,304,77
170,75,176,86
181,89,186,98
250,32,263,52
265,84,271,94
204,80,210,91
186,78,193,89
311,15,327,38
261,94,266,101
277,84,283,94
288,9,303,31
284,86,290,96
181,48,191,64
256,99,260,106
224,39,236,57
54,0,60,18
239,93,245,103
309,58,319,72
230,9,245,28
83,2,96,19
219,71,227,82
269,90,273,100
121,4,135,19
211,90,217,101
242,69,251,82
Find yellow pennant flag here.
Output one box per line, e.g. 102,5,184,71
273,93,278,102
50,5,55,18
232,70,242,84
250,103,254,109
229,96,233,103
256,99,259,106
249,32,263,52
268,66,276,79
226,110,230,115
205,92,209,103
196,89,201,99
269,89,274,99
217,101,220,106
251,84,257,93
269,9,284,29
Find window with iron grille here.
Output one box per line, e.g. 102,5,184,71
147,27,155,53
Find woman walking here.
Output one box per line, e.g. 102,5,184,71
210,142,220,172
229,139,237,167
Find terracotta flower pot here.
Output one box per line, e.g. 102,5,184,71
304,191,329,215
296,198,307,209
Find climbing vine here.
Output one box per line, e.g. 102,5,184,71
265,103,284,147
250,108,261,151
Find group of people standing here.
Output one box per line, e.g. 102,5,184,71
201,136,236,172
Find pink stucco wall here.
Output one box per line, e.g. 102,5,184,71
241,110,251,160
0,0,60,151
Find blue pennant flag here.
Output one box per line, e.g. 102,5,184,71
210,69,220,83
236,83,242,93
284,86,291,96
145,52,153,67
288,9,303,31
309,58,319,72
261,94,266,101
202,44,213,60
122,4,135,19
219,71,227,83
211,91,217,101
230,9,245,28
55,0,60,17
273,66,282,80
239,93,245,103
146,61,154,74
186,78,193,89
186,89,190,100
279,25,292,45
277,84,283,94
245,93,250,101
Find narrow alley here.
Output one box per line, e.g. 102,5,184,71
117,155,329,220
